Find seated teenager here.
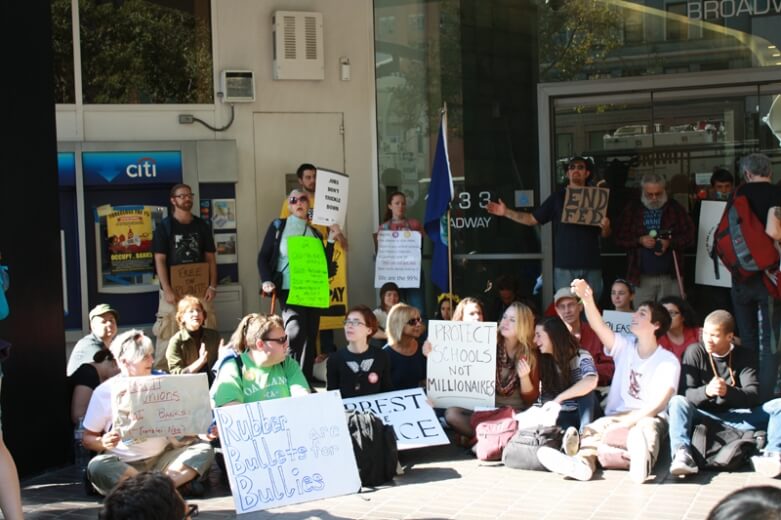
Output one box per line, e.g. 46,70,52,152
537,279,680,484
610,279,635,313
69,350,119,425
328,305,393,398
211,313,309,406
370,282,400,348
658,296,700,361
163,295,221,384
382,303,427,390
668,310,781,478
445,302,539,439
534,316,599,437
82,330,214,496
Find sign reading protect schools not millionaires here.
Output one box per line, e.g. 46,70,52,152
426,320,497,410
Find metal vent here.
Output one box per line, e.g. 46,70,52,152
273,11,324,80
304,16,318,60
283,16,296,59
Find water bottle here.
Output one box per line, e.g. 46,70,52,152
73,417,89,469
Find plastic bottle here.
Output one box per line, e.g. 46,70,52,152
73,417,89,469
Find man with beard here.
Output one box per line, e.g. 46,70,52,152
615,173,694,304
152,184,217,365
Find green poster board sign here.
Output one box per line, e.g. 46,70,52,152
286,236,330,308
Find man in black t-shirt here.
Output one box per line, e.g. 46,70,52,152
730,154,781,401
151,183,217,365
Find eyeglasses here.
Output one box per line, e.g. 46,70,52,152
407,317,423,326
173,193,195,199
263,335,288,344
183,503,199,519
343,319,366,327
288,195,309,204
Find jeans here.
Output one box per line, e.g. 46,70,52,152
667,395,781,456
557,391,599,433
554,268,603,302
731,276,781,401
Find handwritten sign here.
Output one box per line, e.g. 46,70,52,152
169,262,209,300
286,236,330,308
374,230,422,288
695,200,731,288
561,186,610,226
111,374,211,442
426,320,497,409
342,388,449,450
602,310,633,335
214,391,361,514
312,168,349,228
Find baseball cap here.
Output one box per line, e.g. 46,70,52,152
89,303,119,322
553,287,577,305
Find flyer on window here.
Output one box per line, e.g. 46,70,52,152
215,232,237,264
104,205,155,275
212,198,237,230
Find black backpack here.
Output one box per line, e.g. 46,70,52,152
345,410,398,487
502,425,563,471
691,416,766,471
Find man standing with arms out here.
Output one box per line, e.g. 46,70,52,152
152,184,217,365
668,310,781,478
66,304,118,376
486,156,611,299
615,173,695,304
553,287,613,386
537,279,679,483
727,153,781,401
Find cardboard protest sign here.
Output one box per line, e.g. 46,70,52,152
169,262,209,300
286,236,330,308
374,230,422,289
695,200,731,288
111,373,211,442
214,391,361,514
312,169,349,228
426,320,497,409
342,388,448,450
561,186,610,226
602,310,633,335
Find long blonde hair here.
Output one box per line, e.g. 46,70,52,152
451,297,484,322
501,302,537,373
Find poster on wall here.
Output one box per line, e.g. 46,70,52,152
212,199,237,230
104,205,155,274
215,233,237,264
695,200,731,288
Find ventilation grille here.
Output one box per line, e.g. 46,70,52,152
273,11,324,80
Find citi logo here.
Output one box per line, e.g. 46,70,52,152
126,158,157,178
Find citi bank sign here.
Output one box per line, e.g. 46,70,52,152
688,0,781,19
82,151,182,186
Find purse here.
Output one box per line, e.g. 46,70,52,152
471,407,517,461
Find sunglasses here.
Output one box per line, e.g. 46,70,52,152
407,317,423,326
288,195,309,204
263,335,288,344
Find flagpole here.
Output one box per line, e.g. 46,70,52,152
441,102,454,302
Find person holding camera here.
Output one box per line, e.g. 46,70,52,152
615,173,695,305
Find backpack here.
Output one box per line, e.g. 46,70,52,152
345,410,398,487
502,425,563,470
711,186,780,282
691,418,766,471
472,408,518,461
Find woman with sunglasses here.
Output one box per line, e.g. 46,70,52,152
258,189,344,383
658,296,700,361
327,305,392,398
378,191,426,316
383,303,427,390
211,313,310,406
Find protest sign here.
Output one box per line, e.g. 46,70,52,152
312,169,349,228
169,262,209,300
374,230,422,288
286,236,330,308
602,310,633,335
105,205,154,274
214,391,361,514
426,320,497,409
695,200,731,288
561,186,610,226
111,373,211,442
342,388,448,450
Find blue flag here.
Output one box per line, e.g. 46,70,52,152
424,112,454,293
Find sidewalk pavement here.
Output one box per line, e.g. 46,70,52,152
19,440,781,520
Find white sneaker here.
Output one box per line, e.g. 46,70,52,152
537,446,593,481
751,453,781,478
562,426,580,456
669,447,699,477
627,428,651,484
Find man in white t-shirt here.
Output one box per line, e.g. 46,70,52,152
538,279,680,483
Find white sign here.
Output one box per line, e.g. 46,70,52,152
602,310,633,335
374,230,422,288
695,200,731,288
426,320,497,410
312,168,349,228
214,391,360,514
342,388,449,450
111,374,211,442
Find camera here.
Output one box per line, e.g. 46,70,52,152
654,229,672,253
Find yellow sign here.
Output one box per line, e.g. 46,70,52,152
105,206,154,274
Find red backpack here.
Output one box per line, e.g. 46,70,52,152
711,186,780,283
